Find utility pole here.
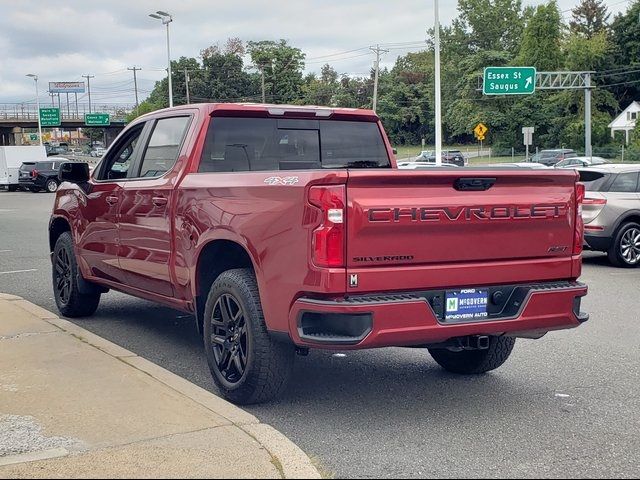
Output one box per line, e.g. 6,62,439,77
258,63,266,103
82,75,95,113
184,68,190,104
370,44,389,112
128,67,142,116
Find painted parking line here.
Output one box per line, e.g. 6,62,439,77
0,269,38,275
0,250,11,254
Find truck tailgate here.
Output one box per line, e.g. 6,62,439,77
346,169,579,290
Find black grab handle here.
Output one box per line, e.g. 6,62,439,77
454,177,497,191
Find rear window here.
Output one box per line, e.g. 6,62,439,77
35,162,52,170
579,170,610,192
198,117,390,173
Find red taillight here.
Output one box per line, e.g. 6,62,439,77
574,182,585,255
583,197,607,206
31,169,39,178
308,185,345,268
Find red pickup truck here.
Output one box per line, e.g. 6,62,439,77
50,103,588,404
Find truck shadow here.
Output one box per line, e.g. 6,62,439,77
87,297,537,416
581,252,610,267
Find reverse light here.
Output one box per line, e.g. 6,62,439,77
574,182,585,255
308,185,346,268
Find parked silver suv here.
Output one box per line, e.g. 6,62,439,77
580,165,640,267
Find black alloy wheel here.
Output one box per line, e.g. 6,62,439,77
203,268,295,405
52,232,101,317
54,246,73,305
210,293,249,384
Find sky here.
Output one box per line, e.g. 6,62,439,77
0,0,632,107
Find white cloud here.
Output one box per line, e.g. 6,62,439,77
0,0,629,105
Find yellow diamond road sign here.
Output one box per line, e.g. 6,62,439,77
474,123,488,138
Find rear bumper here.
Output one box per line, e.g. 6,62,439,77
18,178,40,188
584,234,612,252
288,281,588,349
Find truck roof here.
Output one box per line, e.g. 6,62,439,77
135,103,379,122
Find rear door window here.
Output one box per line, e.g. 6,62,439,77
199,117,390,172
578,170,610,192
609,172,639,193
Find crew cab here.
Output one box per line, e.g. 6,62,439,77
49,104,589,405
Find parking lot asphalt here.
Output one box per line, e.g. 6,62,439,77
1,190,639,479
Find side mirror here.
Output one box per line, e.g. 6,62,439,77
59,162,90,184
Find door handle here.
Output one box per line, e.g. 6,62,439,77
106,196,119,205
152,196,168,207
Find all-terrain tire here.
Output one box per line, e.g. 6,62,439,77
52,232,100,317
203,268,295,405
429,336,516,374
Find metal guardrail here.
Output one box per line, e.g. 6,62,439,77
0,104,132,122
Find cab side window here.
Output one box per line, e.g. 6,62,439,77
136,117,191,178
95,125,145,181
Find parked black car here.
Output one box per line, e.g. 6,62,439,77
415,150,467,167
529,149,577,166
18,159,70,193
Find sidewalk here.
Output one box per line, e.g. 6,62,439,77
0,294,320,479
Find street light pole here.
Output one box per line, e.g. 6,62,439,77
433,0,442,166
150,11,174,108
26,74,43,146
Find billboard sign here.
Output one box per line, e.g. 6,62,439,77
49,82,86,94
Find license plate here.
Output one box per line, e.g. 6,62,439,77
445,289,489,321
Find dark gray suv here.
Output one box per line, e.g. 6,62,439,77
580,165,640,267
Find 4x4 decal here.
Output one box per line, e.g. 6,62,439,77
264,176,300,186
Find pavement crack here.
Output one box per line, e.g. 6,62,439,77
0,331,57,341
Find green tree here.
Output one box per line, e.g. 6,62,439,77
454,0,526,55
300,64,339,106
517,2,564,71
199,50,255,102
247,40,306,104
564,31,610,71
570,0,611,38
377,53,433,145
607,0,640,108
125,100,163,122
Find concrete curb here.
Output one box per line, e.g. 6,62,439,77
5,296,321,480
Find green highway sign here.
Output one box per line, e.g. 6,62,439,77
483,67,537,95
85,113,110,126
29,133,38,141
39,108,61,127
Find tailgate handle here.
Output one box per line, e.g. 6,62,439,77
454,177,496,191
